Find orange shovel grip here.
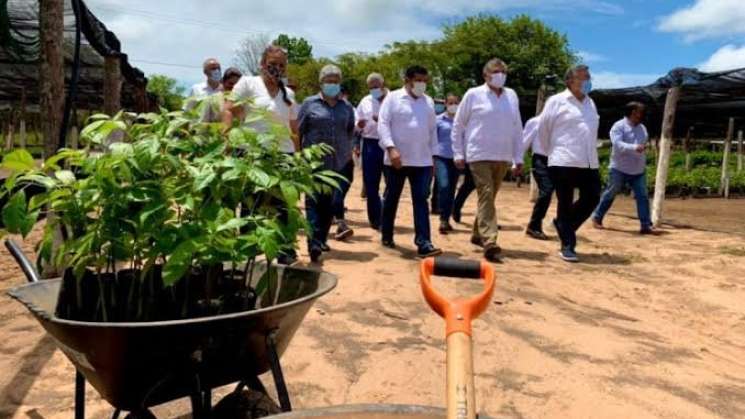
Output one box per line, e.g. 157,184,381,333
420,257,495,337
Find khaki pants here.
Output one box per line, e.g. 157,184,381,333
469,161,511,246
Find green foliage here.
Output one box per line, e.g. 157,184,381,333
288,14,574,103
0,102,338,288
147,74,186,111
273,33,313,65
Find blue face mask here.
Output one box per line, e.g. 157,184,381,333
370,88,383,100
581,80,593,95
322,83,341,97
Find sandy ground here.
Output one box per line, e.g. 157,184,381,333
2,173,745,419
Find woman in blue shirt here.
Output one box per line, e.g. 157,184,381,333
433,94,461,233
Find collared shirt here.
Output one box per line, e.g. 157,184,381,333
377,87,437,167
520,116,546,157
355,93,386,139
434,113,455,158
451,84,523,164
232,75,299,153
537,89,600,169
609,117,648,175
298,94,356,171
183,81,223,112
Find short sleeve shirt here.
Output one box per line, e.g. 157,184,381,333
232,76,298,153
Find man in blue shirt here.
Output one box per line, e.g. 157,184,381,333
297,64,357,262
591,101,656,234
433,94,460,233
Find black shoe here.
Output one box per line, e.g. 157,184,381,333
370,224,380,231
439,221,454,234
526,228,549,241
309,246,323,263
417,244,443,258
382,239,396,249
320,242,331,252
334,221,354,241
452,210,462,223
277,253,298,266
559,247,579,263
470,236,483,247
484,244,502,262
640,226,659,235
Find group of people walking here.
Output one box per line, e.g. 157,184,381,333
188,45,656,265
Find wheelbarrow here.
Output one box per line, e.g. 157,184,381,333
4,240,337,418
267,256,496,419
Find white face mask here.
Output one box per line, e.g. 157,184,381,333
447,104,458,115
412,81,427,97
489,72,507,88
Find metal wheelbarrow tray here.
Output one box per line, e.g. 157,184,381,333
7,261,337,417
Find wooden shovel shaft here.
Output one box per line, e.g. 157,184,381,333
447,332,476,419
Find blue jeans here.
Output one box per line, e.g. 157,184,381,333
453,167,476,218
593,168,651,229
332,159,354,220
306,191,333,250
382,166,433,250
434,156,459,222
362,138,384,228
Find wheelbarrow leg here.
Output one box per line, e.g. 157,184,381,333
75,370,85,419
266,330,291,412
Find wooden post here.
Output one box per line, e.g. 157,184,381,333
683,127,692,172
651,87,681,227
738,130,743,173
4,117,13,150
40,0,65,160
719,118,734,196
104,55,122,116
529,83,547,203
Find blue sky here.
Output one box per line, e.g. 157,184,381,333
86,0,745,90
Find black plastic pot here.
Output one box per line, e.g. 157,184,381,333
7,262,336,413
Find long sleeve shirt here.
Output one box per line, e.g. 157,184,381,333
434,113,455,159
377,88,437,167
355,94,384,139
451,85,523,164
536,89,600,169
609,117,648,175
297,94,356,171
520,116,547,157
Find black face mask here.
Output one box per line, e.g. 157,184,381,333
265,64,284,82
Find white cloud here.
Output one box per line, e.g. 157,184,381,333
592,71,660,89
658,0,745,41
84,0,625,87
699,44,745,72
577,50,607,63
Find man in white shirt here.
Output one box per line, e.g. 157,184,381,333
223,45,300,265
452,58,523,262
184,58,223,111
521,115,554,240
356,72,388,230
378,65,442,258
536,64,601,262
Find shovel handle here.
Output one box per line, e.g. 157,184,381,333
420,257,495,336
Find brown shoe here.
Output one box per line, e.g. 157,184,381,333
484,244,502,262
592,218,604,230
470,236,483,247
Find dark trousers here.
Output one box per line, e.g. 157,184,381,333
453,167,476,217
528,154,555,232
549,166,601,250
362,138,384,228
306,191,333,250
382,166,433,250
332,160,354,220
434,156,459,222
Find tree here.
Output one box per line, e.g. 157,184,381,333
234,33,272,76
273,34,313,65
439,14,575,97
147,74,185,111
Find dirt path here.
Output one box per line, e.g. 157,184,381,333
2,176,745,418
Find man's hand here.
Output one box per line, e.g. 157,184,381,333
357,119,367,129
512,163,524,178
635,144,646,153
388,147,402,169
455,159,466,170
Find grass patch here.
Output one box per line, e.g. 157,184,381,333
719,246,745,257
